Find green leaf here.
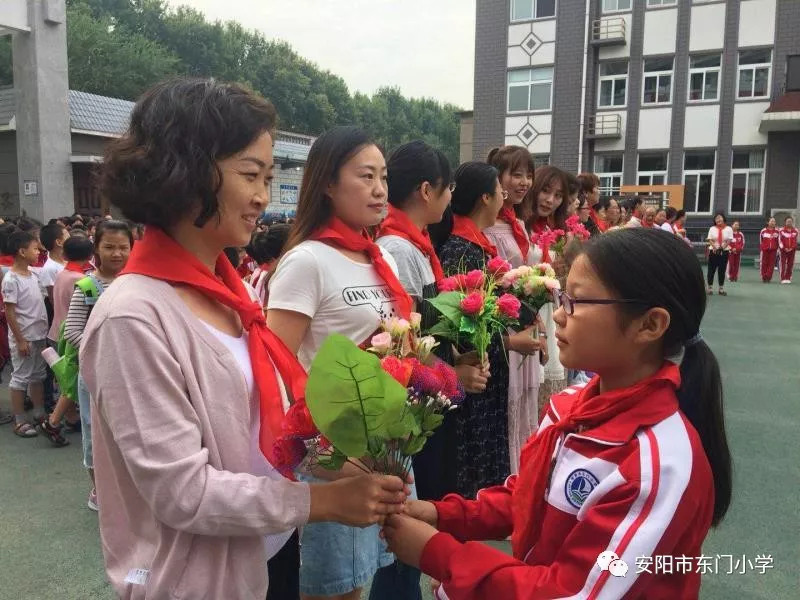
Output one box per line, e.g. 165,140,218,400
317,448,346,471
425,320,459,341
426,292,464,325
422,412,444,431
305,334,419,457
459,315,477,335
402,435,427,456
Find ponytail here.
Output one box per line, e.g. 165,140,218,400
583,229,732,526
677,339,732,526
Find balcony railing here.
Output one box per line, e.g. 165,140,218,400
591,17,626,47
586,113,623,139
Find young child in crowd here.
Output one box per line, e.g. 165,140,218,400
728,221,745,283
778,216,797,284
38,222,70,308
383,228,731,600
2,231,50,437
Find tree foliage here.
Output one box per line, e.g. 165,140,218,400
31,0,461,164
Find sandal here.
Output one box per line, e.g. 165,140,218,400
13,422,38,438
707,289,713,295
40,419,70,447
718,289,727,296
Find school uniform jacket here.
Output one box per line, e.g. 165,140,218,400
778,227,798,252
729,232,745,254
421,383,715,600
760,228,780,252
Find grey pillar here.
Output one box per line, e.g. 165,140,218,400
622,1,645,185
12,0,73,222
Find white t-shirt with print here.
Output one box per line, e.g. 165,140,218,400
268,240,401,370
1,270,49,341
37,257,66,290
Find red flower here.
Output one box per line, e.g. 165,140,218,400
464,269,485,289
272,436,307,476
497,293,521,319
565,215,581,229
381,356,416,387
487,256,511,277
460,291,485,316
438,276,459,292
282,400,319,440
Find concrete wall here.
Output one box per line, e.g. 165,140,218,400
71,134,109,156
0,133,19,216
459,113,474,164
473,0,508,160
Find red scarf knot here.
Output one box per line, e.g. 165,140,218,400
241,302,266,330
498,207,530,260
451,214,498,259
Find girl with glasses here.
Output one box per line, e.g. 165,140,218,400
383,228,731,600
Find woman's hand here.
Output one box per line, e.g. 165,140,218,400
507,325,545,356
455,363,489,393
309,474,409,527
381,514,439,568
404,499,438,526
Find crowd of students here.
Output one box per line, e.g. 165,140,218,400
2,78,736,600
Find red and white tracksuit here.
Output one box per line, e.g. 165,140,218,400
760,228,780,282
778,227,798,282
422,385,714,599
727,232,745,282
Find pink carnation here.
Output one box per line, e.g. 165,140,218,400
487,256,511,277
497,294,521,319
460,291,484,316
464,269,485,289
438,276,459,292
272,436,307,476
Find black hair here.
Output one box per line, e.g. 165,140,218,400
675,209,686,220
0,223,20,255
15,216,42,232
69,227,89,237
246,224,290,264
656,207,667,215
387,140,452,208
94,220,134,249
665,206,678,221
63,236,95,262
623,196,644,212
6,230,37,257
39,223,67,252
713,212,727,224
429,161,499,250
582,229,731,526
102,77,278,230
223,247,241,268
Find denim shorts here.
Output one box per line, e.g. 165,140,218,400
297,472,412,596
77,373,92,469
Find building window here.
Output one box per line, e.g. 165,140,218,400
646,0,676,6
730,149,765,214
642,57,673,105
786,55,800,92
737,49,771,99
533,154,550,168
683,151,715,214
508,68,554,113
637,153,668,186
689,54,721,102
602,0,631,12
599,61,628,107
594,154,624,198
511,0,556,21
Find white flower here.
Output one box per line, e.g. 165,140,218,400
415,335,439,358
410,312,422,330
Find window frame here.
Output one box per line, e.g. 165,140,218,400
683,151,716,215
510,0,557,22
646,0,677,7
688,53,722,103
598,61,629,108
594,154,624,198
602,0,632,13
729,149,766,215
642,57,674,106
533,154,551,168
737,49,772,100
507,67,555,114
637,153,669,186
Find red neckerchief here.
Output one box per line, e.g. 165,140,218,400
530,219,552,264
377,205,445,282
498,207,530,261
451,215,498,259
0,255,14,267
35,250,47,268
121,227,308,471
715,225,725,247
312,217,413,318
590,208,608,232
65,261,93,274
671,223,679,234
511,362,681,560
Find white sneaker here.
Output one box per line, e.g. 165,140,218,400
780,280,790,284
88,488,99,512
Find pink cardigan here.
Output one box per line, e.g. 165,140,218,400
80,274,311,599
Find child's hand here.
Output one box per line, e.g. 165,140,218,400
381,514,438,568
404,499,438,526
18,340,30,357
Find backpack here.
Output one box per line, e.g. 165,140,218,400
49,276,103,403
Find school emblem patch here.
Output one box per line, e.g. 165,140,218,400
565,468,599,509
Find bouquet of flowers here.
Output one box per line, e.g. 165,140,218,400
532,215,591,259
498,263,561,314
272,313,465,480
427,259,521,362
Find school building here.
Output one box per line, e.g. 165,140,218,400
470,0,800,243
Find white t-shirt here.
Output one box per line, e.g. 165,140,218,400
38,257,66,291
660,222,675,233
706,225,734,251
201,322,294,561
268,240,402,370
376,235,434,301
2,270,49,341
626,216,643,228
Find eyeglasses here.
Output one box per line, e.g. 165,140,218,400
448,182,457,193
501,190,509,201
553,289,651,317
